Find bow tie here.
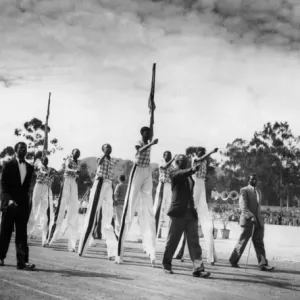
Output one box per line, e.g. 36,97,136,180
19,159,25,164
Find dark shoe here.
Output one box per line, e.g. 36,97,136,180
163,267,174,274
193,270,211,278
0,259,4,266
259,265,275,272
230,263,240,268
174,254,182,260
17,263,36,271
210,262,215,266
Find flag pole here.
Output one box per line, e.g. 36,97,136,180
148,63,156,142
42,92,51,159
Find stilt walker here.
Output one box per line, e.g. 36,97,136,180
48,148,81,251
78,144,118,259
153,151,175,240
115,63,158,266
28,94,57,246
28,157,57,246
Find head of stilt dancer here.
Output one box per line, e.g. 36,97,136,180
72,148,81,160
175,154,188,170
248,174,257,187
14,142,27,160
5,146,14,156
163,151,172,162
119,174,126,183
102,144,112,156
140,126,151,142
195,147,206,158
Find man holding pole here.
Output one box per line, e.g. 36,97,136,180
229,174,274,271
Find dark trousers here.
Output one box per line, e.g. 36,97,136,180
229,223,267,266
175,233,186,259
0,206,29,266
162,209,203,271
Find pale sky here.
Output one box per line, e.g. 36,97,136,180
1,0,300,169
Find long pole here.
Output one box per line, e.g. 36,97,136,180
42,92,51,159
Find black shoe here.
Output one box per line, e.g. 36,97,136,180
163,267,174,274
259,265,275,272
193,270,211,278
230,263,240,268
174,254,182,260
17,263,36,271
0,259,4,266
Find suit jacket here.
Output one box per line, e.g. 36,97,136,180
239,185,264,227
167,168,198,219
0,159,34,212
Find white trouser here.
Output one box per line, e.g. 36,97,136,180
48,177,79,251
153,181,172,239
114,204,123,236
78,179,117,258
28,183,54,246
116,165,156,261
193,177,217,264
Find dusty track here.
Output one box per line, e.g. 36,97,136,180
1,233,299,300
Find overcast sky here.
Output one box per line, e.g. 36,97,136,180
1,0,300,168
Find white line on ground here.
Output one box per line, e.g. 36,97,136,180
0,277,70,300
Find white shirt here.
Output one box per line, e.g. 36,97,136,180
16,158,27,185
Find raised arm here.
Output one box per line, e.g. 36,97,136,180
135,138,159,154
160,156,176,170
193,148,218,163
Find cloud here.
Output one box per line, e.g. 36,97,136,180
1,0,300,168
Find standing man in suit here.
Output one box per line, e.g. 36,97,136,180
229,174,274,271
0,142,35,270
162,154,210,278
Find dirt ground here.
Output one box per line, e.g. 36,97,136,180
0,219,300,300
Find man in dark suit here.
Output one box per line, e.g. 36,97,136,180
162,154,210,278
0,142,35,270
229,174,274,271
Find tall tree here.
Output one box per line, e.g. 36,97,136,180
222,122,300,206
14,118,63,162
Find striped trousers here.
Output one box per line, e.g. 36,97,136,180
78,178,117,258
116,165,156,262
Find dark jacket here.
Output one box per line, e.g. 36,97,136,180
0,159,34,212
167,167,198,218
239,185,264,227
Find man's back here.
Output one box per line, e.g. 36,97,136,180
168,168,197,218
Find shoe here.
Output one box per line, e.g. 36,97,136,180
193,270,211,278
210,262,215,266
163,267,174,274
180,258,185,262
259,265,275,272
174,254,182,260
115,256,123,264
230,263,240,268
17,263,36,271
0,260,4,266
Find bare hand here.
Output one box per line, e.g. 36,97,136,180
251,216,257,223
8,200,17,207
152,138,159,145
